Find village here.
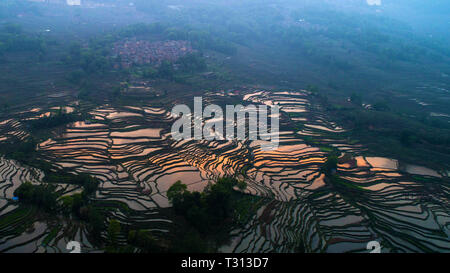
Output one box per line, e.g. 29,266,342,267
112,39,194,69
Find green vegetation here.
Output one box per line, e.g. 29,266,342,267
13,173,101,233
319,146,334,153
42,226,60,246
14,182,58,212
156,61,175,80
329,175,367,192
84,206,106,241
0,206,33,229
44,172,99,195
60,193,83,215
0,206,38,238
165,177,261,252
107,219,121,247
0,23,46,56
168,178,242,234
101,177,262,253
0,138,38,164
324,98,450,169
177,53,207,73
62,42,110,74
127,229,160,253
26,112,81,131
322,154,338,177
10,164,103,243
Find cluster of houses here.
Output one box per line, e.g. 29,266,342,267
112,39,194,69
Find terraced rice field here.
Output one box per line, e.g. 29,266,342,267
0,157,97,253
0,90,449,252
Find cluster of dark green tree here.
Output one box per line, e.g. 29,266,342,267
318,91,450,169
176,53,207,73
100,217,164,253
44,172,99,195
14,182,58,212
168,178,247,234
62,42,110,75
13,172,105,242
0,23,46,56
336,106,450,149
320,153,368,195
0,137,38,164
283,10,433,63
14,173,99,210
165,177,256,252
322,153,338,177
26,111,81,131
126,228,160,252
104,220,165,253
131,1,434,61
60,37,117,100
141,61,175,80
61,195,105,241
103,177,257,253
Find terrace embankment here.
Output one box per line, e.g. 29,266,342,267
0,157,97,253
0,90,449,252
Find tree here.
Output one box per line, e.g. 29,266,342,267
14,182,58,212
128,229,160,253
373,101,390,111
143,67,158,79
69,42,81,58
108,219,121,246
350,93,362,106
61,193,83,215
67,70,86,85
167,180,187,206
400,130,416,147
177,53,206,73
87,207,105,240
307,84,319,93
3,23,22,34
322,154,338,177
157,61,175,80
167,177,240,233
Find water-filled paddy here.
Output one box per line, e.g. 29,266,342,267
0,91,449,253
